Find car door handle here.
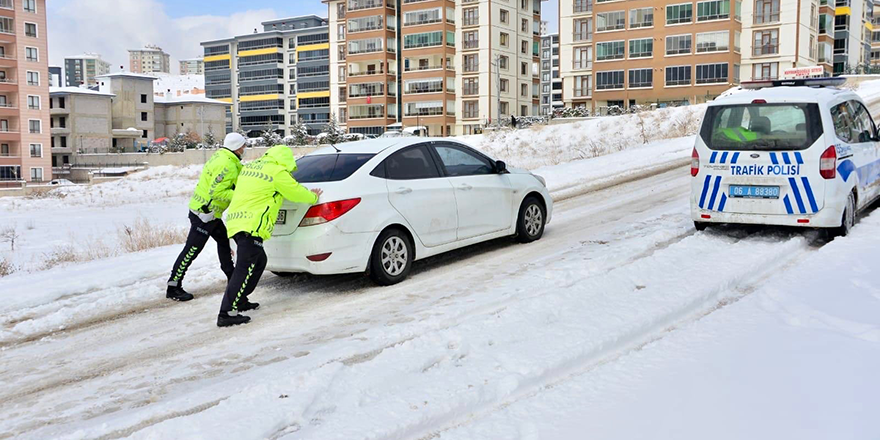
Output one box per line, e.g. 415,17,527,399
395,187,413,195
458,184,473,191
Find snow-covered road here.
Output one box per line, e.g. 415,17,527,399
0,161,841,440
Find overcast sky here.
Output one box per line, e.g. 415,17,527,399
47,0,558,73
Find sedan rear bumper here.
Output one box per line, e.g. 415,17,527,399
265,223,376,275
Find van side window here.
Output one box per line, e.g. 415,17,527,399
830,103,855,143
848,100,876,143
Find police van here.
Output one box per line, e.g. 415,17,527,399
691,76,880,236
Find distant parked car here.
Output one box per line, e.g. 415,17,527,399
48,179,75,186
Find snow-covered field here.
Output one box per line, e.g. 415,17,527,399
1,84,880,439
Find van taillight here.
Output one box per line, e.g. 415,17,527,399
691,147,700,177
820,146,837,180
299,198,361,227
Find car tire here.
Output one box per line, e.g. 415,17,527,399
694,221,709,231
830,192,856,239
271,271,296,277
516,196,546,243
369,229,414,286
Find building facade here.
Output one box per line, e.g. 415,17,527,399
154,95,228,141
49,87,114,166
872,0,880,65
49,65,61,87
201,15,332,137
96,73,157,151
129,45,171,74
179,57,205,75
0,0,51,184
833,0,873,73
540,33,562,115
559,0,594,110
741,0,833,80
64,53,110,88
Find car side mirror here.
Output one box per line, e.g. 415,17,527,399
496,160,508,174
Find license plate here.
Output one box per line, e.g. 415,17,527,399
276,210,286,225
729,185,780,199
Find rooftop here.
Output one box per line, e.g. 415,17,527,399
154,94,231,106
49,87,116,97
95,72,158,81
64,53,106,60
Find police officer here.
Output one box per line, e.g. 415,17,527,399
217,145,322,327
166,133,247,302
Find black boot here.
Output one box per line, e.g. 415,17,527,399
167,285,194,302
237,300,260,312
217,312,251,327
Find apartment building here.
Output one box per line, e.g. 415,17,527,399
0,0,51,185
179,57,204,75
456,0,542,135
201,16,331,137
741,0,833,80
869,0,880,64
833,0,873,73
64,53,110,88
49,87,113,166
559,0,594,110
95,73,156,151
129,45,171,74
540,33,562,115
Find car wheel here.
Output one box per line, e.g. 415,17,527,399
694,221,708,231
369,229,414,286
516,196,546,243
831,192,856,238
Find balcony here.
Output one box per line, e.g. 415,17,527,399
51,127,71,135
348,0,395,12
753,13,780,25
753,45,779,56
0,102,15,116
0,129,20,142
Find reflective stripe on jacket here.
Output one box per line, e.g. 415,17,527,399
188,148,242,219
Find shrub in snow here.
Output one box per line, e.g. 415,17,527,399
0,257,15,277
260,130,283,147
289,121,310,146
554,106,591,118
320,114,346,145
203,130,219,148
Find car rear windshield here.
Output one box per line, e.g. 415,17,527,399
700,103,823,151
293,154,375,183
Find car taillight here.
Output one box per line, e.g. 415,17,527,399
691,147,700,177
299,198,361,227
820,146,837,180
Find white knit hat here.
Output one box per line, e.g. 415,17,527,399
224,133,246,151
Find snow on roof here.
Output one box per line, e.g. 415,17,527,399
153,73,204,95
64,53,106,60
154,94,230,106
49,86,115,97
94,72,157,81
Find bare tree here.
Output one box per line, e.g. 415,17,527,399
1,225,20,251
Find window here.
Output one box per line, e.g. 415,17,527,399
293,154,376,183
520,62,528,76
464,54,479,72
574,46,592,69
666,34,693,55
521,40,528,54
30,167,42,182
696,63,728,84
753,62,778,80
702,103,822,151
754,0,779,24
499,55,508,70
596,41,625,61
630,8,654,28
435,144,495,176
24,0,36,13
696,0,730,21
403,31,444,49
665,65,692,86
596,11,625,32
464,31,479,49
522,18,529,32
463,100,479,118
348,37,384,54
463,7,479,26
500,79,509,92
500,9,509,24
629,69,653,88
500,101,509,116
27,95,40,110
140,112,148,122
521,83,528,97
337,2,346,18
696,31,729,53
500,32,509,47
28,119,41,134
141,94,148,104
29,144,41,158
0,165,20,180
25,47,38,62
574,75,591,96
574,0,593,13
753,29,778,56
24,23,37,38
666,3,693,25
384,145,441,180
574,18,593,41
848,101,877,143
463,77,479,95
629,38,653,58
404,8,443,26
596,70,624,90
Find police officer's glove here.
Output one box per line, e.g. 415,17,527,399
197,211,216,223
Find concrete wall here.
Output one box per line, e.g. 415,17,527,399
155,102,227,140
99,76,155,150
68,94,113,152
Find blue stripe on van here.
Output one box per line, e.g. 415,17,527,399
794,152,804,165
708,176,722,211
710,152,718,164
720,152,729,164
718,193,728,212
770,153,779,165
783,195,794,215
801,177,819,213
699,175,712,209
789,178,807,214
782,152,792,165
731,152,740,164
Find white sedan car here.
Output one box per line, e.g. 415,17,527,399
265,137,553,285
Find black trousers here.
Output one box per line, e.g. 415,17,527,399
219,232,268,313
168,212,234,287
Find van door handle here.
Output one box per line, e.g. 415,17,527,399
458,184,473,191
395,187,412,195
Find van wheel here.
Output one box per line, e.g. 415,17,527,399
831,192,856,238
516,196,546,243
369,229,414,286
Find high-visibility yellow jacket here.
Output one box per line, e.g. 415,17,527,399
187,148,242,219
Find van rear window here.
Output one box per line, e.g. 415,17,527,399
700,103,823,151
293,154,375,182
